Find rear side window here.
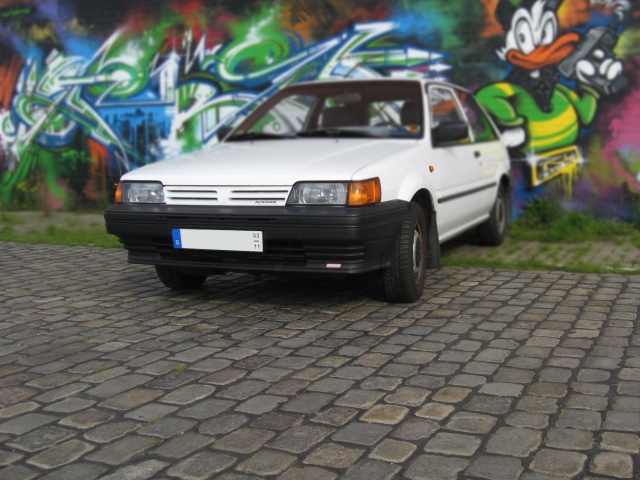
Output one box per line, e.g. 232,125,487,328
429,87,465,127
455,90,498,143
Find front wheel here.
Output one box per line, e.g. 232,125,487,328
383,202,428,303
477,186,509,246
155,265,207,290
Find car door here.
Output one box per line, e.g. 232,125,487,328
453,88,505,214
426,85,486,240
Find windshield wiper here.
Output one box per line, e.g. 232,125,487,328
296,128,379,138
226,132,296,142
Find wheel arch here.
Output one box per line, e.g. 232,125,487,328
410,188,441,270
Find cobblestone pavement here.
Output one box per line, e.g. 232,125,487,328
1,242,639,480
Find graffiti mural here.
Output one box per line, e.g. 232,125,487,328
0,0,638,218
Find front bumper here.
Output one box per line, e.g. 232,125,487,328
104,201,408,275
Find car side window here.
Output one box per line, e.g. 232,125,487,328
428,86,469,147
455,89,498,143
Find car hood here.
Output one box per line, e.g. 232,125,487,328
122,138,420,185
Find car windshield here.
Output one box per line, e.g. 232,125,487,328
227,80,424,141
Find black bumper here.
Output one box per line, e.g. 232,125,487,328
104,201,409,275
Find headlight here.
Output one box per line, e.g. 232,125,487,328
287,178,381,206
117,182,165,204
288,182,348,205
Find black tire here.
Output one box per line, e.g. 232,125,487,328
155,265,207,290
478,186,509,246
383,202,428,303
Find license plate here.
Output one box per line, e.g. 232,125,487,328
172,229,263,252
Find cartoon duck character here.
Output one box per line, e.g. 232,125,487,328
476,0,625,182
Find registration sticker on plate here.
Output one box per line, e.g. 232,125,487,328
172,229,263,252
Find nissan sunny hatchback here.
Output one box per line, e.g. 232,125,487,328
105,78,512,303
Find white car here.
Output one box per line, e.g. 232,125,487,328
105,78,511,303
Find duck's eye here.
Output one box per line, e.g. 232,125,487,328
515,19,535,55
541,19,556,45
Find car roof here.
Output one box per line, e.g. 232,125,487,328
291,77,470,93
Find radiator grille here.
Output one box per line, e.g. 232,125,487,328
164,186,290,206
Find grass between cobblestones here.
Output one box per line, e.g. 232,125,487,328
0,211,121,248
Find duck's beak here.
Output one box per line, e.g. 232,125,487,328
506,32,580,70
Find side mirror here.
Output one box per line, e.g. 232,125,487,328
217,126,233,142
433,121,469,146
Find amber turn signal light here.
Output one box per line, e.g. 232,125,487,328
114,182,124,203
347,178,381,206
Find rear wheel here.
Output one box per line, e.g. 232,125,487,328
383,202,427,303
155,265,207,290
477,186,508,246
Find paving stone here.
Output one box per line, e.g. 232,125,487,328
0,449,23,466
212,428,275,454
178,398,235,419
424,432,481,456
138,416,197,438
384,387,430,406
369,438,416,462
603,411,640,432
545,427,594,450
516,396,558,414
335,390,385,409
445,412,497,434
236,450,296,476
99,387,163,411
85,374,152,398
0,387,37,408
431,387,471,403
556,409,602,431
360,376,402,391
85,435,153,466
392,418,439,441
270,425,334,453
342,459,401,480
6,426,76,452
277,466,337,480
308,378,355,394
200,368,247,386
466,455,523,480
100,459,169,480
505,412,549,429
198,414,248,436
38,462,108,480
304,443,365,469
465,395,513,414
312,407,359,426
415,402,455,421
360,404,409,425
479,382,523,397
160,384,215,405
0,401,40,420
234,394,287,414
485,427,541,457
529,449,588,478
600,432,640,453
167,452,237,480
26,439,94,470
251,412,303,430
83,421,139,443
281,393,335,414
590,452,634,478
124,403,178,421
0,465,38,480
152,432,214,459
0,413,57,435
332,422,391,446
58,408,115,429
405,454,469,480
